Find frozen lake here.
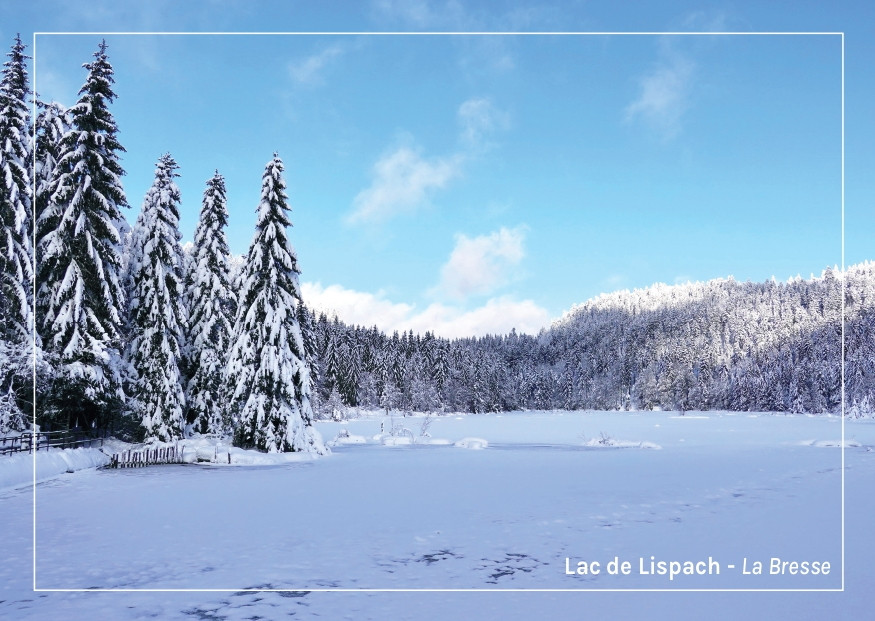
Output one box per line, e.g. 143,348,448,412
2,410,874,619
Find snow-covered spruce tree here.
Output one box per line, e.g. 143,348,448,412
185,171,235,435
125,154,187,442
37,41,129,432
30,101,67,431
297,301,319,387
227,154,326,454
0,35,36,433
0,34,33,346
34,102,67,251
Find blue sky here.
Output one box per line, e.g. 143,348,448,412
3,1,872,337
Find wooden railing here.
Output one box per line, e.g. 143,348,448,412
0,430,105,456
107,446,180,468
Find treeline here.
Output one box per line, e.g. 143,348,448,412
304,264,874,418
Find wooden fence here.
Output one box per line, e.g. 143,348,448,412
0,430,104,456
107,446,181,469
2,432,225,469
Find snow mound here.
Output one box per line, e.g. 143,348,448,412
175,440,319,465
454,437,488,449
0,448,110,491
327,431,367,446
582,437,661,449
799,439,862,448
224,447,317,465
416,438,452,445
381,435,414,446
196,445,221,462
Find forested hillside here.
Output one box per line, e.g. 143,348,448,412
304,263,874,417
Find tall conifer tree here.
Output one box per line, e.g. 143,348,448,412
36,40,127,430
126,154,186,441
0,34,33,345
0,35,34,432
29,101,67,429
185,171,235,434
228,154,326,454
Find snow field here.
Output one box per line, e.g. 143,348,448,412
0,411,873,620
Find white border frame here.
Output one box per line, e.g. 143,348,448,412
31,30,845,594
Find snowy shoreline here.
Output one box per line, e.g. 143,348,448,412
0,447,110,492
1,410,862,494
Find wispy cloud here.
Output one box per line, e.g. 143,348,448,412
346,146,462,224
288,43,345,86
371,0,556,32
303,282,550,338
370,0,466,28
433,226,527,301
625,45,694,140
680,9,729,32
371,0,556,76
458,97,510,150
626,11,731,140
347,97,507,225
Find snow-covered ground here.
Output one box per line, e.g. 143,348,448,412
1,410,873,619
0,447,109,492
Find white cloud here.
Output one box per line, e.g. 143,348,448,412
458,97,509,149
302,282,550,338
301,282,415,328
433,226,527,301
346,146,462,224
625,51,694,139
411,297,550,338
347,98,507,225
288,44,345,85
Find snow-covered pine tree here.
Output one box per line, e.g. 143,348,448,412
0,36,34,432
0,35,34,432
320,322,341,400
34,101,67,252
36,41,128,431
120,164,152,349
297,301,319,386
0,34,33,345
29,101,68,432
126,154,187,442
185,171,235,435
296,300,322,413
227,153,326,454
